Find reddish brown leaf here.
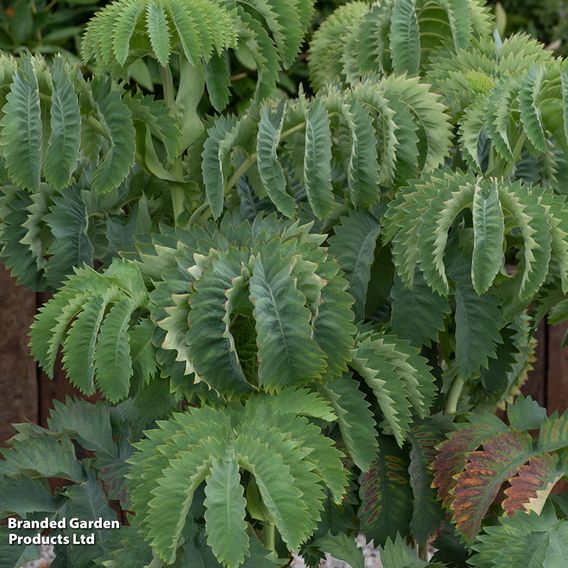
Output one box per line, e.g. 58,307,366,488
502,453,563,516
451,431,533,542
432,415,506,509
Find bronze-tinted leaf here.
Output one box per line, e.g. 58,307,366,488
451,431,533,542
502,453,563,516
432,415,506,509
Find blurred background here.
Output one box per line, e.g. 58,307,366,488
1,0,568,445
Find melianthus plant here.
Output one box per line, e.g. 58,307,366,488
3,0,568,566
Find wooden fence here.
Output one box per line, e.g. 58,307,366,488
1,264,568,444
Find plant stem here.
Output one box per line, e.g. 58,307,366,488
225,154,258,193
264,522,276,552
224,122,307,193
444,375,465,416
418,542,429,561
188,202,210,227
160,64,186,221
160,65,176,109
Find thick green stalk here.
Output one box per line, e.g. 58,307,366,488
160,65,176,109
444,375,465,416
264,522,276,552
160,64,185,221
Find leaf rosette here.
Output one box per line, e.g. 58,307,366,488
139,214,356,396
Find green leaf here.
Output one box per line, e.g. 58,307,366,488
508,396,548,432
343,101,379,209
0,429,84,482
165,0,201,65
204,453,249,567
0,476,59,517
63,474,118,565
44,186,93,287
146,0,171,66
408,419,446,545
205,53,231,112
187,253,253,395
270,415,347,504
241,538,276,568
442,0,473,50
47,398,116,458
202,115,241,219
90,78,136,194
418,178,475,295
0,187,46,289
390,274,451,347
128,409,228,540
303,100,334,219
328,210,380,320
130,318,158,386
249,254,326,391
44,57,81,190
236,434,305,551
536,411,568,453
92,526,153,567
431,526,470,568
311,259,356,379
453,261,504,377
240,423,325,545
471,511,568,568
352,332,436,445
257,102,296,217
312,532,364,568
518,66,547,153
125,92,181,162
498,182,551,301
236,8,279,100
30,283,90,376
379,534,431,568
390,0,420,75
62,294,113,395
472,179,505,294
320,375,378,472
0,528,40,568
112,0,145,65
358,435,412,546
252,388,336,422
94,299,135,403
561,61,568,144
147,439,224,563
0,56,42,191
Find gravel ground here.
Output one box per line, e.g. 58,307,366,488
22,545,54,568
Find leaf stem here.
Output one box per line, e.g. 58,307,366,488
444,375,465,415
225,154,258,194
191,120,307,224
188,202,210,227
224,122,307,193
263,522,276,552
159,65,176,110
160,64,185,221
